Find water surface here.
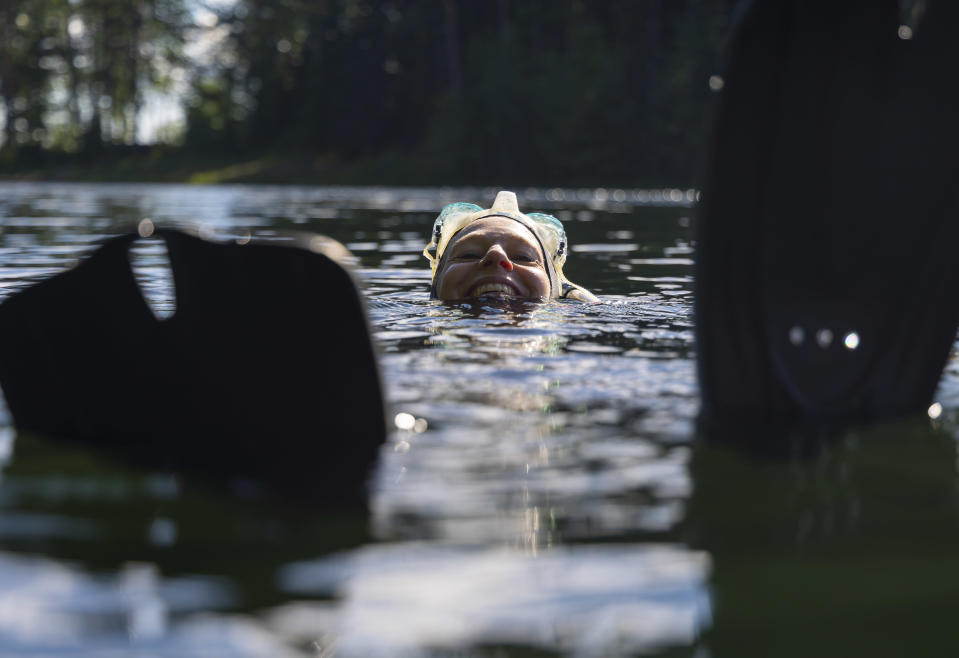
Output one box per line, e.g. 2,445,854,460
0,182,957,657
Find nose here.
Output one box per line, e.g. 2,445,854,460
480,245,514,271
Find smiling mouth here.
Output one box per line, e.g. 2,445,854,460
469,282,520,297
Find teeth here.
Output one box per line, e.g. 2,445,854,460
471,283,517,296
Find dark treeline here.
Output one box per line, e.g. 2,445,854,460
1,0,737,186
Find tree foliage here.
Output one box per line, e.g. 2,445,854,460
0,0,188,161
2,0,736,185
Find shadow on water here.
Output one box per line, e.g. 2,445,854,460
3,432,372,590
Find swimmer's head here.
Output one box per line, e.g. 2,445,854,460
424,191,597,302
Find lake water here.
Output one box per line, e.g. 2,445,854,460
0,181,957,657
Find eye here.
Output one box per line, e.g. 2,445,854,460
511,252,538,263
453,251,481,260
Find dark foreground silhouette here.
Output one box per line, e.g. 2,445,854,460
0,227,386,507
696,0,959,439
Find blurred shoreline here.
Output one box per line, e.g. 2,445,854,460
0,148,684,188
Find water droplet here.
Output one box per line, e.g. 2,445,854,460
789,326,805,346
148,517,178,547
394,412,415,430
138,218,155,238
928,402,943,420
898,24,913,40
708,75,725,91
843,331,860,350
816,328,833,349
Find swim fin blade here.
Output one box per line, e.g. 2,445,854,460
0,228,386,506
696,0,959,439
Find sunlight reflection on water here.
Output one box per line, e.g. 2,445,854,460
13,182,956,655
0,182,703,656
278,543,710,657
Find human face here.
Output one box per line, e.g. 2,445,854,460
434,217,551,301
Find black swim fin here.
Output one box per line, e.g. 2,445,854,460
0,227,386,506
696,0,959,438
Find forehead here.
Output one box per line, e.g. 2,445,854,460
453,216,539,246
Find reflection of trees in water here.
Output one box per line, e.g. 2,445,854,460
688,421,959,656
